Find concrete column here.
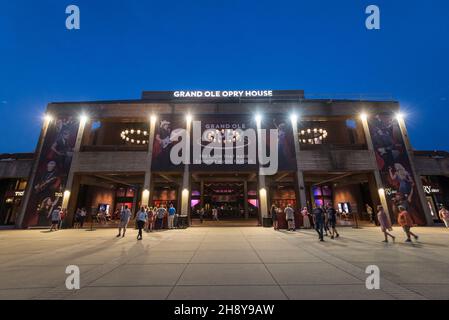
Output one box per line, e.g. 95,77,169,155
244,180,249,217
360,115,392,224
149,179,155,207
16,116,52,228
180,117,191,223
256,117,268,225
61,117,88,227
62,117,88,211
142,115,157,207
397,116,434,226
200,180,204,208
65,175,81,227
258,174,268,225
291,115,307,209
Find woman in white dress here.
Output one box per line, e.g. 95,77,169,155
301,207,311,229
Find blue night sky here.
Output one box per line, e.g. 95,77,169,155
0,0,448,153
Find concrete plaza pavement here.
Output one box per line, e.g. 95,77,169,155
0,226,449,300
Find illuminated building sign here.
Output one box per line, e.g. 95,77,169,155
141,90,304,101
173,90,273,98
15,191,24,197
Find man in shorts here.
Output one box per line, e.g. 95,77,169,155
49,206,62,232
326,202,339,239
117,205,132,238
398,205,419,243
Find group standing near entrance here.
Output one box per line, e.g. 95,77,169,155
267,199,449,244
54,195,449,244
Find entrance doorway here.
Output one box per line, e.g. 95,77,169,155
305,172,378,227
73,173,144,228
190,173,260,226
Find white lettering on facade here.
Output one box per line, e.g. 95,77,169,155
173,90,273,99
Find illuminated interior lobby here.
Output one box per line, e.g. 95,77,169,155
1,90,448,229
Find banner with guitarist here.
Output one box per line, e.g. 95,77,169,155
22,117,79,227
151,116,184,171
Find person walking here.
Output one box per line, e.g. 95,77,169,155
312,205,325,241
199,207,205,224
147,207,155,232
168,204,176,229
79,207,87,228
117,205,132,238
366,204,375,225
326,203,339,239
174,209,180,228
301,207,311,229
323,206,330,237
377,205,395,243
74,208,81,229
271,205,278,230
212,207,219,221
59,208,66,230
49,206,62,232
285,204,296,231
156,205,167,230
439,204,449,228
136,207,147,240
398,205,419,243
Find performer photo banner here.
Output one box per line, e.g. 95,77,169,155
369,114,426,226
22,117,79,227
268,114,296,172
151,115,184,172
190,114,258,172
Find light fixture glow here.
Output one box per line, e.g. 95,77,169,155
44,114,53,122
255,114,262,124
360,113,368,121
186,114,193,123
299,127,328,144
395,112,405,121
150,114,157,123
290,113,298,124
80,114,89,124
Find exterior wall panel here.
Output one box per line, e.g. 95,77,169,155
0,160,33,179
73,152,148,173
297,150,377,171
414,156,449,176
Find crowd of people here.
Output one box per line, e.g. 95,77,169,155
115,203,181,240
46,200,449,243
271,203,340,241
54,203,184,240
270,202,449,243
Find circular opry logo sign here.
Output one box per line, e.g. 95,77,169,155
173,90,273,98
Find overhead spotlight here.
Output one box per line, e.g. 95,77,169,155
290,113,298,124
44,114,53,122
360,113,368,121
80,113,89,123
395,112,405,121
